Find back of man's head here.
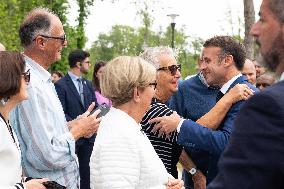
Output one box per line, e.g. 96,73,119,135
19,7,57,47
68,49,90,68
203,36,246,71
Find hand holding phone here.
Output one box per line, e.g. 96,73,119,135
42,181,66,189
89,103,110,118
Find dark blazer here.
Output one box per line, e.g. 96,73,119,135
55,73,98,189
170,74,219,188
54,73,97,142
177,75,258,183
207,80,284,189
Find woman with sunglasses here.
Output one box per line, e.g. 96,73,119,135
90,56,184,189
140,47,252,180
0,52,47,189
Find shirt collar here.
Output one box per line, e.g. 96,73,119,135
280,72,284,81
68,71,82,81
220,73,242,94
24,55,51,82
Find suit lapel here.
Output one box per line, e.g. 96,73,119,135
66,74,85,108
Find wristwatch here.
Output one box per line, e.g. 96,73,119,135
189,167,197,175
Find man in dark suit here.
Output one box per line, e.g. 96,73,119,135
55,49,97,189
208,0,284,188
151,36,257,186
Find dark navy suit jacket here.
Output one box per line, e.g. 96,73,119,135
208,80,284,189
54,73,97,143
170,74,219,188
177,75,258,183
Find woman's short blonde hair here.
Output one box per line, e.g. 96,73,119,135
101,56,156,106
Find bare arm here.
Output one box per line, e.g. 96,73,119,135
179,150,206,189
197,84,253,129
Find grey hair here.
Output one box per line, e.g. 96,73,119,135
19,7,58,47
269,0,284,23
139,46,176,69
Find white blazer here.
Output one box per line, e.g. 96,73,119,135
0,117,23,189
90,107,169,189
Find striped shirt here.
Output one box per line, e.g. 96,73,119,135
140,98,182,178
10,56,80,189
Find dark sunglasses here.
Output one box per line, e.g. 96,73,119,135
149,82,157,90
256,83,270,88
22,69,30,83
157,64,181,75
34,34,67,45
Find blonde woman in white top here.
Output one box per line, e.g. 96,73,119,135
90,56,184,189
0,52,47,189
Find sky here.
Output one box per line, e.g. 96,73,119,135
68,0,262,49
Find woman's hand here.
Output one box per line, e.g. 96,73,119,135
25,178,48,189
166,178,185,189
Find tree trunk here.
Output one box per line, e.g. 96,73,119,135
243,0,255,60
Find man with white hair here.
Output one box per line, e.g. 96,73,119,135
10,7,101,189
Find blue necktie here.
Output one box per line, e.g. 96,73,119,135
77,78,85,106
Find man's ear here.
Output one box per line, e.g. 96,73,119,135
35,36,46,50
76,61,82,68
133,87,141,103
224,55,234,67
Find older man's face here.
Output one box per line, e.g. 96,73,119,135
250,0,284,75
44,16,67,65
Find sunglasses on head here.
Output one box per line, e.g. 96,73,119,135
157,64,181,75
22,69,30,83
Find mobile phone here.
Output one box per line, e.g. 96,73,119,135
89,103,110,118
43,181,66,189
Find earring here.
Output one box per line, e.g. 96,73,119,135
0,97,9,106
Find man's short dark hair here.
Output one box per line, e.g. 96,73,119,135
203,36,246,70
268,0,284,23
0,52,25,99
68,49,90,68
19,8,55,47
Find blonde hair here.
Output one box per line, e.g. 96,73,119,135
101,56,156,106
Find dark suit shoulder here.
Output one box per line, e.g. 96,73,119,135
54,74,69,86
240,81,284,117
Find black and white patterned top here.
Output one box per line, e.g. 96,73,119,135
140,98,182,178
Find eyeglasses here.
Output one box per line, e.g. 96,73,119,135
34,34,67,45
149,82,157,90
157,64,181,76
22,69,30,83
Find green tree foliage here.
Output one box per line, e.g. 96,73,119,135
76,0,94,49
88,24,201,79
0,0,80,74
